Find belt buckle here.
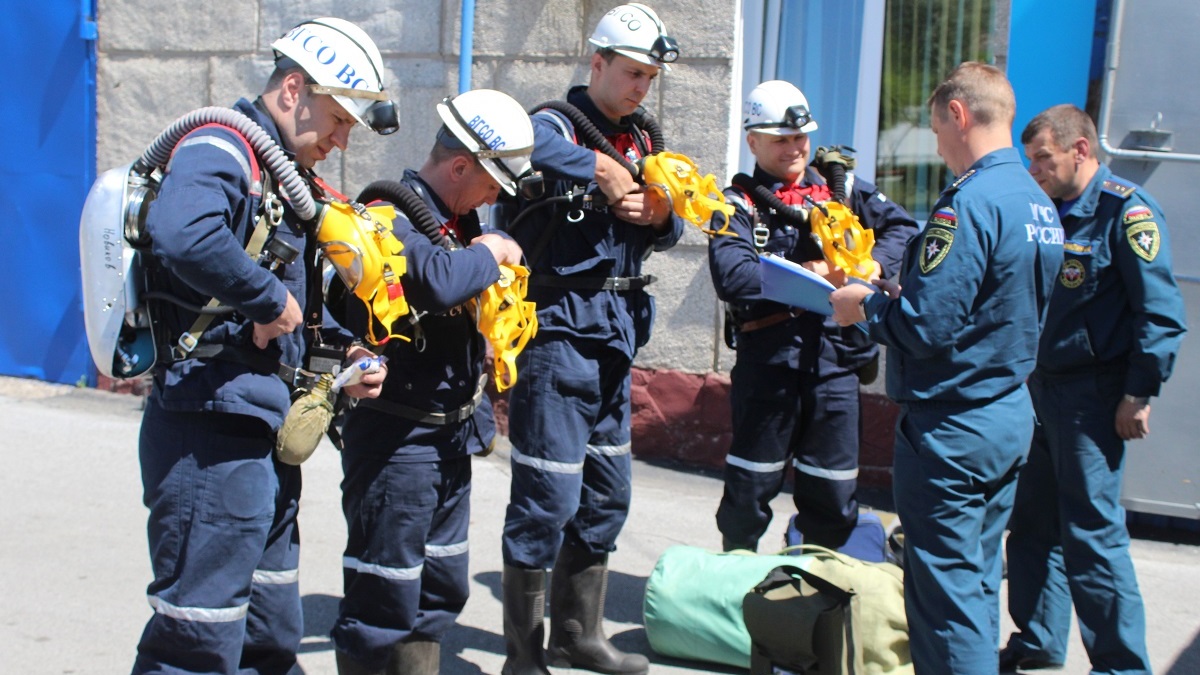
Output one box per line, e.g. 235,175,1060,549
610,277,631,291
176,332,199,355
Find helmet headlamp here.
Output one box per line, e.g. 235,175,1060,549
783,104,813,131
652,35,680,63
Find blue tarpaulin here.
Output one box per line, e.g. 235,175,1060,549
0,3,97,385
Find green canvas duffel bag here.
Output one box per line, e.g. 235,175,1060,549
643,545,814,668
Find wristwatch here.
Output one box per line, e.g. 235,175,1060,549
1122,394,1149,405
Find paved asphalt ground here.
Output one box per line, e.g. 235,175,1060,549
3,376,1199,674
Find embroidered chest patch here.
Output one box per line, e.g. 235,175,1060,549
1126,222,1160,262
1060,259,1085,288
919,228,954,273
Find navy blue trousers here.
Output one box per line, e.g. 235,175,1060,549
134,398,302,675
1005,369,1150,674
503,337,634,568
717,359,861,550
331,452,472,668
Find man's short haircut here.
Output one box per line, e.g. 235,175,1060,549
1021,104,1099,158
266,57,308,90
430,125,480,165
596,48,618,64
926,61,1016,128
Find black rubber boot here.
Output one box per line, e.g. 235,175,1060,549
501,565,551,675
335,650,383,675
387,638,439,675
546,543,650,675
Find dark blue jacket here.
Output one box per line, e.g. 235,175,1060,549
708,165,917,371
1038,165,1186,396
511,85,685,358
146,98,313,430
865,147,1064,403
343,169,501,461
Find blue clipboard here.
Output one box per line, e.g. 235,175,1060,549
758,253,836,315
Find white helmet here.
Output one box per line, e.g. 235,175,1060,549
588,4,679,71
271,18,399,135
743,80,819,135
436,89,541,197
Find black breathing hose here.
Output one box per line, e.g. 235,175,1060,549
527,101,639,177
504,194,576,233
823,161,848,203
356,180,447,249
730,173,808,225
630,107,665,154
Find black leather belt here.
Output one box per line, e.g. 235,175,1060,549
529,274,657,292
738,308,805,333
356,374,488,426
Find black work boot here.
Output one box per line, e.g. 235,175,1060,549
335,650,383,675
387,638,439,675
547,543,650,675
501,564,551,675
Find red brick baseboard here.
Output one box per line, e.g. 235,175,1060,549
490,366,899,489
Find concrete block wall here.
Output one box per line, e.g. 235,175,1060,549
95,0,738,378
93,0,898,483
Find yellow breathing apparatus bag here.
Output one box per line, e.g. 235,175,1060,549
640,152,736,236
316,200,411,345
476,264,538,392
808,201,879,280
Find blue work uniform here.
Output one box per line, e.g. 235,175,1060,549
502,85,685,568
862,147,1063,674
330,169,502,668
135,98,318,675
1004,166,1186,674
707,165,916,550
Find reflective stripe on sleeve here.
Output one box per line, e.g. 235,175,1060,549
169,135,261,193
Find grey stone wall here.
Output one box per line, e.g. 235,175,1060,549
95,0,738,375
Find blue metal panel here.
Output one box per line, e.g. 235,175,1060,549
1006,0,1095,152
0,3,96,385
774,0,866,151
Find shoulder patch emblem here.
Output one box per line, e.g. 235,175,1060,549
929,207,957,229
1101,178,1136,199
919,228,954,273
1060,259,1085,288
1123,205,1153,225
1127,222,1160,261
1063,240,1093,255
